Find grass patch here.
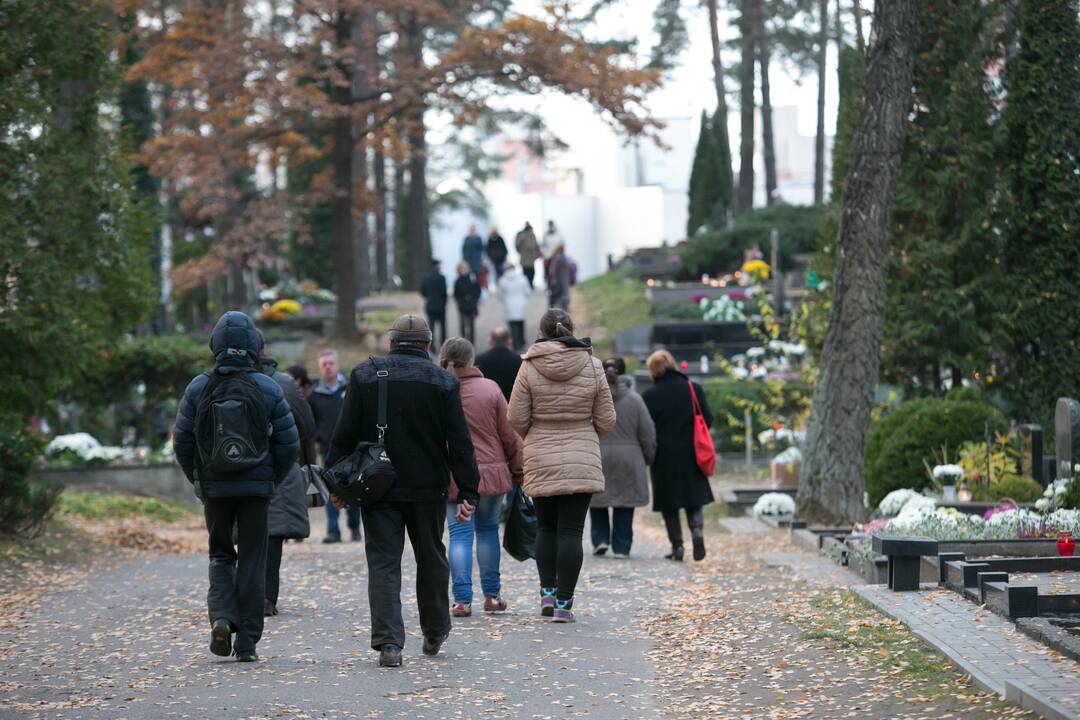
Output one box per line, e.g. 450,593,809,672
575,265,649,358
0,519,95,567
58,491,198,523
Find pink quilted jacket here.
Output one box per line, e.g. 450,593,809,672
449,367,523,500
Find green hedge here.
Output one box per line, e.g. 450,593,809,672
701,378,811,453
865,397,1007,506
0,426,59,538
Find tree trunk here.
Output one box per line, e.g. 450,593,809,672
814,0,828,205
757,0,778,205
797,0,920,525
331,10,358,340
852,0,867,55
374,142,388,289
736,0,757,215
352,9,373,300
707,0,728,111
404,15,431,289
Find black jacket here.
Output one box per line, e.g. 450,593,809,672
454,274,481,316
308,375,346,457
173,312,299,499
326,345,481,505
475,345,522,402
486,234,508,264
642,370,715,512
420,271,448,314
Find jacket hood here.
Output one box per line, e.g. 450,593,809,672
210,311,260,366
259,355,279,376
610,374,633,400
523,339,593,382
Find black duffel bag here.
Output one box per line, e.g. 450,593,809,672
325,359,397,508
503,486,537,561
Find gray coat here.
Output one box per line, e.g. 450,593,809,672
592,376,656,508
267,368,314,539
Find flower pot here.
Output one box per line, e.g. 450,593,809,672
1059,532,1075,557
942,485,957,502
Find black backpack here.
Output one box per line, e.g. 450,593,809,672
193,368,271,478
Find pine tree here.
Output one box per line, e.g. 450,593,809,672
687,111,719,237
709,107,734,228
1001,0,1080,425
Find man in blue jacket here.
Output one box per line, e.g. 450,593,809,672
174,311,299,662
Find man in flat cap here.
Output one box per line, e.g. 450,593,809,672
325,314,480,668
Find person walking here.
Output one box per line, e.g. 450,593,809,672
475,326,522,402
514,221,539,288
285,365,312,397
642,349,715,562
462,224,484,275
546,245,571,311
173,311,299,662
309,350,359,543
486,227,509,280
420,259,448,348
498,263,532,350
259,342,317,617
438,337,523,617
540,220,563,261
507,309,616,623
326,314,480,668
453,262,481,343
590,358,656,558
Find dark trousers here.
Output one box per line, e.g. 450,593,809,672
662,506,704,548
532,493,591,602
428,311,446,348
362,502,451,650
266,536,283,605
509,321,525,351
459,312,476,343
590,507,635,555
522,265,535,288
326,503,360,537
204,496,269,653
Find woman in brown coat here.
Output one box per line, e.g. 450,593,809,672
508,309,616,623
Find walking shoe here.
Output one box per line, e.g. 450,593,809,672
422,634,447,656
692,537,707,562
540,587,557,617
234,650,258,663
264,599,278,617
612,552,630,559
483,596,508,613
664,545,685,562
593,543,609,556
552,599,575,623
350,529,362,542
322,532,342,544
209,618,233,657
379,644,403,667
451,602,472,617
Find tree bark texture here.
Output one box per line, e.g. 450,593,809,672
756,0,777,205
374,143,388,288
852,0,867,54
815,0,828,205
352,9,373,300
331,9,359,340
707,0,728,112
736,0,757,214
797,0,920,524
404,15,431,289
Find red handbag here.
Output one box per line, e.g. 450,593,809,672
688,381,717,477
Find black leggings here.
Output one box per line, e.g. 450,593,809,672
662,507,704,548
532,493,592,602
266,536,284,605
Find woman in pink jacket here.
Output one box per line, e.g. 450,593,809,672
439,337,524,616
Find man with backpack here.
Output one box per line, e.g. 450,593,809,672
325,314,481,668
174,311,299,663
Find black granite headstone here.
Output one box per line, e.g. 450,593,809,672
1019,424,1044,486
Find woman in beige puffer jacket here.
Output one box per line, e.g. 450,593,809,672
508,308,616,623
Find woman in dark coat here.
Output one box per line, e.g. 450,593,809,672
642,349,714,562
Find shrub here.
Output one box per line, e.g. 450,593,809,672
865,397,1007,506
702,378,811,453
58,491,195,523
0,425,61,538
988,475,1043,503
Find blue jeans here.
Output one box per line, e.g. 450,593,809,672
447,495,503,603
326,503,361,537
590,507,635,555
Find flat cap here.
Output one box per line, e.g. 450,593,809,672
388,313,432,343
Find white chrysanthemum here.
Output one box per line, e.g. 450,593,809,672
44,433,101,457
1047,509,1080,534
932,464,965,481
752,492,796,517
878,488,920,517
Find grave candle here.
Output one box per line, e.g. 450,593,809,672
1058,532,1075,557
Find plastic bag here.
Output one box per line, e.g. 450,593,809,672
502,487,537,561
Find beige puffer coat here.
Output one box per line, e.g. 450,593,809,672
507,338,617,497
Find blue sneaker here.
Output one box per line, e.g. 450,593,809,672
540,587,556,617
553,598,575,623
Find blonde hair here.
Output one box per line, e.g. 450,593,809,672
646,349,677,380
438,337,475,370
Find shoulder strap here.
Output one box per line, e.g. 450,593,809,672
373,358,389,442
687,380,703,418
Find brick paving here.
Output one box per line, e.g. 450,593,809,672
858,584,1080,720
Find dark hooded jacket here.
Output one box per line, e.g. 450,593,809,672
173,312,299,499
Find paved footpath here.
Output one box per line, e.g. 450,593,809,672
0,515,680,720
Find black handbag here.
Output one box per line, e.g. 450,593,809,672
325,359,397,507
502,487,537,562
301,464,330,508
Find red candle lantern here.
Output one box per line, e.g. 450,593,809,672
1058,532,1075,557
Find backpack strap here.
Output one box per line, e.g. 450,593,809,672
373,358,389,443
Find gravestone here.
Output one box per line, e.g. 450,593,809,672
1056,398,1080,479
1019,424,1045,486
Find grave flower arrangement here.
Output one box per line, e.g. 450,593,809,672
1035,478,1071,513
877,488,922,517
699,295,746,322
43,433,173,469
752,492,796,517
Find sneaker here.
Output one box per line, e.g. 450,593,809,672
322,533,342,544
611,552,630,559
692,537,706,562
234,650,258,663
379,644,403,667
664,545,685,562
552,599,575,624
350,529,362,542
451,602,472,617
209,618,233,657
483,596,508,613
593,543,609,556
422,634,447,656
540,587,557,617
